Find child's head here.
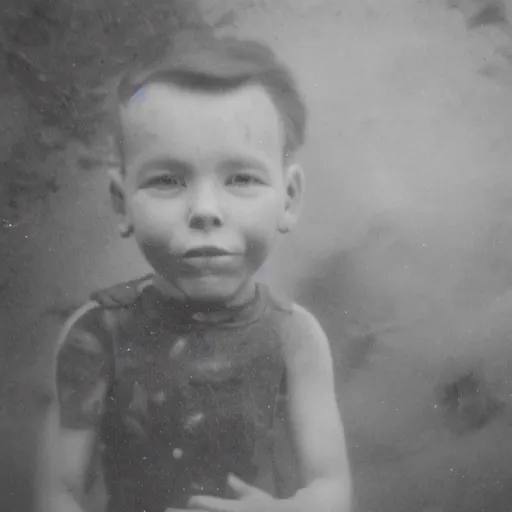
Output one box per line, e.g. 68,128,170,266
109,30,307,304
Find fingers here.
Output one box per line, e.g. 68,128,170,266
165,508,204,512
186,477,272,512
227,474,268,499
226,474,255,499
187,495,236,512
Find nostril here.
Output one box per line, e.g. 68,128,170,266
189,216,205,230
189,214,222,230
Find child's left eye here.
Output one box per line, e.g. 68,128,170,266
227,174,263,186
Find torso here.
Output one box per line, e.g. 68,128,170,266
90,278,294,512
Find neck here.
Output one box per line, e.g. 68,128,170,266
151,275,258,310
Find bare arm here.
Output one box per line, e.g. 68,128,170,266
36,302,111,512
38,403,97,512
284,304,352,512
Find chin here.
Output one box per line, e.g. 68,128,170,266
178,277,247,305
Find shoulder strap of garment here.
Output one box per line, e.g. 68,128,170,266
90,273,153,309
54,275,152,392
53,274,152,357
54,300,103,354
85,274,155,384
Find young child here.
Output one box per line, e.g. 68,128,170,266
41,30,352,512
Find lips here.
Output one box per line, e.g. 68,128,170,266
180,246,242,273
184,246,233,258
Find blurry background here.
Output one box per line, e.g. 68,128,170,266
2,0,512,511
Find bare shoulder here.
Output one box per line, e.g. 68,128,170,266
281,304,348,489
289,303,327,338
282,302,334,374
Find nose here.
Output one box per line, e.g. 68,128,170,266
188,181,224,231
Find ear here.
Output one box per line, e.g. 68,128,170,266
278,163,304,234
108,167,133,238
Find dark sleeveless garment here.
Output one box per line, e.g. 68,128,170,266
56,276,299,512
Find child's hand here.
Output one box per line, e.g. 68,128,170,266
185,474,281,512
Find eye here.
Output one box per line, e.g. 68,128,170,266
146,175,186,188
227,173,264,187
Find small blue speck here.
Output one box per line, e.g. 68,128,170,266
133,87,148,102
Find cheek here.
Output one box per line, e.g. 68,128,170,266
130,196,181,243
238,200,282,258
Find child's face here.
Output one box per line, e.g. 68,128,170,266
113,82,303,304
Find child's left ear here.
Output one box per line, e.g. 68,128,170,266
278,163,304,234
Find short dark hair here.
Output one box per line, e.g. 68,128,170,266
113,29,307,170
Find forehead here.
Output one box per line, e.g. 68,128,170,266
119,82,284,168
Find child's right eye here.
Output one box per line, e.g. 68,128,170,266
146,175,186,188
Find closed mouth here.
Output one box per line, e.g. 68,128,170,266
183,246,234,258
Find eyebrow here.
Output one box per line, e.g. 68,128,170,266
221,156,270,174
139,156,271,174
139,158,192,175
